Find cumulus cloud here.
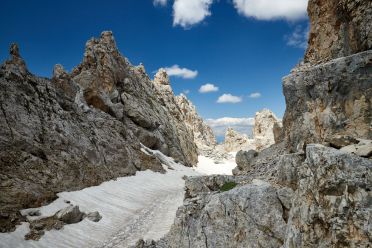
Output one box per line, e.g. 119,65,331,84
182,89,190,94
249,92,261,98
153,0,167,6
206,117,255,137
217,94,242,103
173,0,213,28
199,83,219,93
232,0,308,21
164,65,198,79
285,25,309,49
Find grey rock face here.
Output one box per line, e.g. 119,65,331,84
0,31,198,232
235,150,258,172
340,139,372,158
285,144,372,248
282,50,372,152
157,179,288,248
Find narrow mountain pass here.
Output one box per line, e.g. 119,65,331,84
0,149,236,248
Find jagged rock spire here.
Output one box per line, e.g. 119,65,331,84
153,68,170,85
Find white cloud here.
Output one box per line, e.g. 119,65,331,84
217,94,242,103
153,0,167,6
232,0,308,21
183,89,190,94
173,0,213,28
164,65,198,79
199,83,219,93
206,117,255,137
285,25,309,49
249,92,261,98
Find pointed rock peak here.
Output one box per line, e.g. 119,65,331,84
154,68,170,85
53,64,68,78
2,43,28,76
10,43,20,58
99,31,117,48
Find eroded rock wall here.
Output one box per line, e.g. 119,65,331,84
283,50,372,152
0,32,198,232
305,0,372,64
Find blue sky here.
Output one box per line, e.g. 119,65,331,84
0,0,309,137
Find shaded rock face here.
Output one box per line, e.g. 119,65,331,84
254,109,282,151
0,32,198,232
283,50,372,152
305,0,372,64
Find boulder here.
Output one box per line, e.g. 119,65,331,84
55,205,84,224
235,150,258,171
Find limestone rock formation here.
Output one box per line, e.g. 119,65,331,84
284,145,372,248
221,127,255,153
175,93,217,149
283,50,372,152
136,145,371,248
254,109,282,151
283,0,372,152
133,0,372,247
305,0,372,64
0,32,198,232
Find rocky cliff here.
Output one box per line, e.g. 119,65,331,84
0,32,199,232
174,93,217,149
284,0,372,152
305,0,372,64
134,0,372,247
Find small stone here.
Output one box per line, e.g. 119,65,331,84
86,211,102,222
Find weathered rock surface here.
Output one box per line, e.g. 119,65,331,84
133,0,372,247
283,50,372,152
141,178,288,248
234,149,258,173
220,127,255,153
340,139,372,158
305,0,372,64
175,93,217,149
0,32,199,232
254,109,282,151
285,144,372,248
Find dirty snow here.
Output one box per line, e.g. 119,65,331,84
0,148,236,248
